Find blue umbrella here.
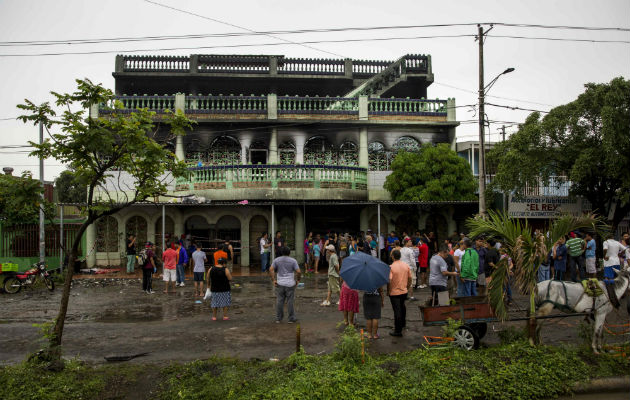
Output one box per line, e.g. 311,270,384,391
339,252,390,292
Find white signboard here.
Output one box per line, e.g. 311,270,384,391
508,196,589,218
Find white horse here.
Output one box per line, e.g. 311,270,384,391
535,264,630,353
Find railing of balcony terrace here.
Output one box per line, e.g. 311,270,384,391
403,54,429,73
122,55,189,72
185,95,268,113
177,164,367,190
368,98,447,115
197,55,271,73
483,175,571,197
278,58,345,75
352,59,392,76
100,95,175,114
277,96,359,114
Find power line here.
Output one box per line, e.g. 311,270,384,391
2,22,627,47
488,34,630,44
143,0,344,58
433,82,555,107
485,103,550,113
0,34,477,57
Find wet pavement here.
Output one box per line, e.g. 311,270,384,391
0,272,628,365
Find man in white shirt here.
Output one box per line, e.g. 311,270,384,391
260,232,271,272
400,238,418,300
603,237,627,282
270,246,301,323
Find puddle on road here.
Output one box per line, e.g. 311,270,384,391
95,302,206,323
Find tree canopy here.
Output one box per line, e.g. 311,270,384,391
0,172,54,225
55,169,87,204
487,77,630,228
17,78,194,355
384,143,477,202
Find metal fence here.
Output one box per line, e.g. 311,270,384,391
0,223,83,259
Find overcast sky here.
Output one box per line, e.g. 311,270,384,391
0,0,628,181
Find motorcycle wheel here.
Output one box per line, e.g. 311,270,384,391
3,277,22,294
43,275,55,291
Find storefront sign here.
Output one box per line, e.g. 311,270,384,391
508,196,589,218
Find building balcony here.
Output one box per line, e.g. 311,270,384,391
173,164,368,200
98,93,454,124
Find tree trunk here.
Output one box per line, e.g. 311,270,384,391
527,291,539,345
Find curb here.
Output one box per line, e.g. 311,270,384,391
572,376,629,394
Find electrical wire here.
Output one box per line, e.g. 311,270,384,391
485,103,550,113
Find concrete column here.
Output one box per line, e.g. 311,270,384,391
294,207,305,264
294,134,305,164
267,94,277,120
359,95,368,120
446,98,456,122
115,55,124,73
240,137,252,164
269,128,278,164
174,93,185,112
86,222,96,268
360,207,369,233
175,135,185,162
344,58,353,79
240,217,250,267
359,127,368,168
89,104,99,119
269,56,278,76
190,55,199,74
147,214,156,247
174,210,185,238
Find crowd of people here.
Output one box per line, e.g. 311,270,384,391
124,227,630,340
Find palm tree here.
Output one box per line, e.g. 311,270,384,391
466,211,607,343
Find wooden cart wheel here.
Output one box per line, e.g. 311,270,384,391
469,322,488,339
453,325,480,350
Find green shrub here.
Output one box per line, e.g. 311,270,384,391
333,325,365,363
497,325,527,345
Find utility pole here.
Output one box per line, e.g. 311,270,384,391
39,121,45,263
477,24,494,217
501,125,507,212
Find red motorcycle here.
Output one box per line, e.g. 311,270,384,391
3,261,55,294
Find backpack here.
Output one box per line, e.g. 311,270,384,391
138,249,148,266
460,248,479,281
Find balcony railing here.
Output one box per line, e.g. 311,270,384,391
483,175,571,197
175,164,368,192
99,94,449,119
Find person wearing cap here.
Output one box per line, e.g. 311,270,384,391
321,244,340,306
206,257,232,321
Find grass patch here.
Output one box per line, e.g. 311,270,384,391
0,341,627,400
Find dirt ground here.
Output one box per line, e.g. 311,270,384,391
0,270,628,365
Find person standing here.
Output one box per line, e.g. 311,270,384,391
485,239,502,282
566,232,586,282
400,238,418,300
224,239,234,272
141,242,156,294
176,242,189,287
417,238,429,289
213,244,228,266
260,232,271,272
584,232,597,278
387,249,412,337
453,240,466,297
192,244,207,297
304,232,313,271
474,237,487,296
273,231,283,260
270,246,301,323
321,245,340,306
602,236,627,282
429,244,459,305
313,234,322,273
126,234,136,274
207,257,232,321
552,237,568,281
387,231,399,263
459,238,479,297
363,285,384,340
162,243,178,294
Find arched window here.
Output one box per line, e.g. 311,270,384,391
96,216,118,252
304,136,336,164
368,141,392,171
126,216,148,250
392,136,421,153
279,141,296,164
208,135,241,165
339,141,358,166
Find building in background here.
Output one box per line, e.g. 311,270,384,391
86,53,477,269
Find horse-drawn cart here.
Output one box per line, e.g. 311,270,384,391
420,296,498,350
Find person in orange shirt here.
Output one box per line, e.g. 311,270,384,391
214,245,228,266
387,249,412,337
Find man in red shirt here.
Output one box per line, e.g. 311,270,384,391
417,238,429,289
162,243,178,294
388,249,412,337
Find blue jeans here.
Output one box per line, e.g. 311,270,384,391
462,280,477,297
537,264,550,282
126,255,135,273
176,263,186,284
261,252,270,272
276,285,296,322
456,276,466,297
554,269,565,281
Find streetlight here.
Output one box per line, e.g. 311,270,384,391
478,67,515,217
